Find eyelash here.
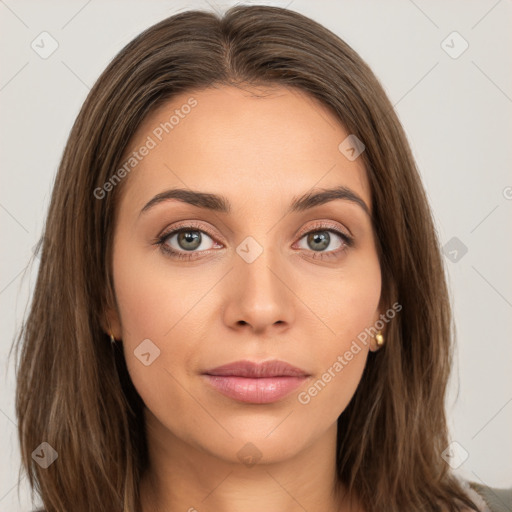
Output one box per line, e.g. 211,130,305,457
153,220,354,261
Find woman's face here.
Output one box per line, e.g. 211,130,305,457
108,84,382,466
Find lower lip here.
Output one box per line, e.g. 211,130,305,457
203,375,308,404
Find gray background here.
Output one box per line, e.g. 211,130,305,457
1,0,511,510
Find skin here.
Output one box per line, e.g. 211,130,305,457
106,84,384,512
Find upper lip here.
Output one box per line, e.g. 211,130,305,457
203,359,310,378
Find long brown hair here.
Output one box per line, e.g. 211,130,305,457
13,5,479,512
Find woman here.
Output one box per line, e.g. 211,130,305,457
13,5,507,512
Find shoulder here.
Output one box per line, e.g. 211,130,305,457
465,480,512,512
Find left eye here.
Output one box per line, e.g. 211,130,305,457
295,230,348,253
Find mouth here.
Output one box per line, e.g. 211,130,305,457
202,359,310,404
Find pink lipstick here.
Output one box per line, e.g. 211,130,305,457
202,360,310,404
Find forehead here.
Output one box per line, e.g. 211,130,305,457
117,84,371,217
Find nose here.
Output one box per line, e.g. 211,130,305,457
222,246,295,336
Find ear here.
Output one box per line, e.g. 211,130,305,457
101,306,122,341
100,284,122,340
368,308,385,353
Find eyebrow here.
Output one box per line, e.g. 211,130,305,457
139,185,370,217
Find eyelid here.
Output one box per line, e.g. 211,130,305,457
295,219,352,240
157,220,221,243
159,219,351,245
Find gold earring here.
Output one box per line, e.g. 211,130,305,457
375,330,384,347
106,317,116,344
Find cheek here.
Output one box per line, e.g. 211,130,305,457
111,239,217,418
297,344,368,428
295,251,381,418
112,239,192,342
111,241,182,395
299,245,381,350
339,245,382,333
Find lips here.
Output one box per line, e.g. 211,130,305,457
202,360,310,404
203,360,309,378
